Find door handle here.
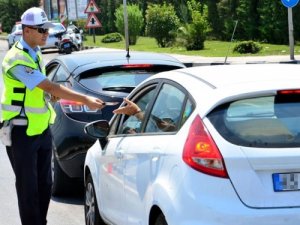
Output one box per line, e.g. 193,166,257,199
151,147,164,161
115,149,124,159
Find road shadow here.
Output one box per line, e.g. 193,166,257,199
51,181,84,205
51,195,84,206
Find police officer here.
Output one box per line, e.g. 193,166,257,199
0,7,105,225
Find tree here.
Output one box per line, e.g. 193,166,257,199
206,0,224,39
115,4,144,45
217,0,239,41
258,0,287,44
0,0,40,32
236,0,260,40
177,0,209,50
145,3,180,47
95,0,122,34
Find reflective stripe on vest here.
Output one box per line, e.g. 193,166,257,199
1,104,49,114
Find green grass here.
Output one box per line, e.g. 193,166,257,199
85,35,300,57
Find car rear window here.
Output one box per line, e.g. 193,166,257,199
207,92,300,148
78,65,180,93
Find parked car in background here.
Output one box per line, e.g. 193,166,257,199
84,64,300,225
7,23,22,49
41,22,66,50
46,50,185,195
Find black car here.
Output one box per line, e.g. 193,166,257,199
46,50,185,195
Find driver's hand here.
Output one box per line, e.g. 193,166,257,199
113,98,141,116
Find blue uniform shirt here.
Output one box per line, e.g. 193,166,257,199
9,38,46,91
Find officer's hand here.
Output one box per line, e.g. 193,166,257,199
86,96,105,110
50,95,60,102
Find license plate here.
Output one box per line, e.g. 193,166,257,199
63,43,70,48
272,173,300,192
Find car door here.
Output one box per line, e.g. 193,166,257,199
122,82,188,225
98,84,159,225
98,134,128,225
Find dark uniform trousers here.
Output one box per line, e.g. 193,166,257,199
6,125,52,225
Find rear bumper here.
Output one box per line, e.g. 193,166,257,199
163,168,300,225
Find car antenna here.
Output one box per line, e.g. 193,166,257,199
224,20,238,65
123,0,130,58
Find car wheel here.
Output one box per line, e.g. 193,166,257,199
51,150,75,196
65,47,72,54
85,175,105,225
155,213,168,225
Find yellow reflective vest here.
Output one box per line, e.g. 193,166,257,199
1,42,56,136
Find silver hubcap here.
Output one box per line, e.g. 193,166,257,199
85,182,96,225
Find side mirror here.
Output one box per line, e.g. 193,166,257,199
80,29,83,34
84,120,110,138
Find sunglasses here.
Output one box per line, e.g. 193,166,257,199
27,26,49,34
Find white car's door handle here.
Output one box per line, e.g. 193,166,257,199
115,149,124,159
151,147,164,161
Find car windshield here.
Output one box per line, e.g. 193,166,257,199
207,92,300,148
49,24,65,34
11,24,22,32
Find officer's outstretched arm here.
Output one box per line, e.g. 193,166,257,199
38,79,105,110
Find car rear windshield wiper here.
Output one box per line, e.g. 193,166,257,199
102,86,135,93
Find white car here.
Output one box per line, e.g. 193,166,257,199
41,22,66,50
84,64,300,225
7,23,22,49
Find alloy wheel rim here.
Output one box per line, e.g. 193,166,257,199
85,182,95,225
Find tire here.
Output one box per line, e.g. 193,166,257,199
155,213,168,225
65,47,72,54
51,150,76,196
85,175,106,225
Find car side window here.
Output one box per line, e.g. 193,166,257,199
118,87,157,135
145,83,185,133
51,65,68,82
46,64,59,80
181,98,194,126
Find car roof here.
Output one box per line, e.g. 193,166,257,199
48,50,185,73
148,64,300,116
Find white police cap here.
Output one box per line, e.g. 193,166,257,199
21,7,54,28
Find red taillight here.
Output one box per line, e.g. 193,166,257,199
182,115,228,178
122,64,153,68
62,38,71,43
59,99,100,113
277,90,300,95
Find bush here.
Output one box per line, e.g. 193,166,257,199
115,4,144,45
146,3,180,48
101,33,123,43
177,1,209,51
233,41,262,54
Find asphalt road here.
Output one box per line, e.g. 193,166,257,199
0,40,85,225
